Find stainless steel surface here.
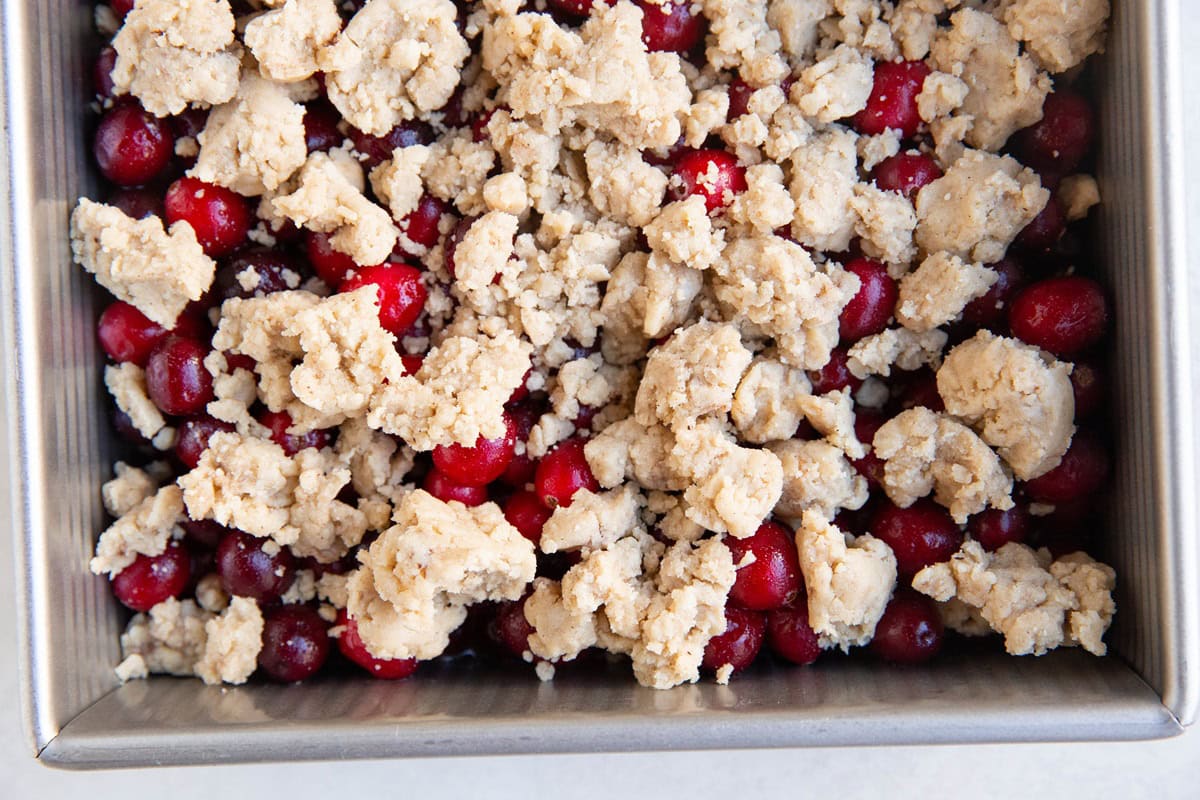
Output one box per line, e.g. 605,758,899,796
2,0,1195,768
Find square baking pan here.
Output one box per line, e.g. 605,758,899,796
4,0,1198,769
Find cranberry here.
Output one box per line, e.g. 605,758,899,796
109,0,135,20
499,403,540,487
547,0,602,15
1023,432,1109,503
260,605,330,682
725,521,802,611
1013,91,1095,177
111,541,191,612
508,367,533,405
702,607,765,674
94,46,118,99
872,151,942,199
1009,276,1108,357
306,230,364,285
961,258,1025,329
259,409,332,456
164,177,251,258
808,348,862,395
97,301,171,366
107,186,164,220
971,505,1031,552
169,108,209,162
840,258,897,342
339,264,427,335
850,409,887,487
93,101,174,187
636,0,705,53
400,353,424,375
443,215,476,278
471,109,498,144
1014,196,1065,253
1070,359,1104,419
669,149,747,213
397,194,447,252
727,77,755,120
216,530,295,602
890,367,944,413
870,589,944,664
224,352,257,373
853,61,930,139
765,601,821,666
348,120,434,167
181,518,230,550
871,499,963,579
535,438,599,509
336,611,419,679
504,490,554,545
432,414,517,486
145,336,214,417
175,415,235,469
303,101,343,153
112,408,151,446
490,597,535,658
424,468,489,506
216,249,301,300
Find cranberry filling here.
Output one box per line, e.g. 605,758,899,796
889,367,944,413
348,120,434,167
399,353,424,375
853,61,930,139
339,264,428,335
336,611,419,679
109,0,134,20
111,541,191,612
871,151,942,199
870,589,944,664
443,215,477,278
1013,91,1096,177
216,530,295,602
259,605,330,683
397,194,447,252
636,0,706,53
504,490,554,545
967,504,1030,551
808,347,862,395
490,596,535,658
960,258,1025,330
766,601,821,666
216,249,302,300
1013,195,1065,253
145,336,214,417
499,403,540,487
303,100,343,153
424,467,489,506
839,258,897,342
725,520,802,611
1008,276,1109,357
1023,431,1109,503
850,409,887,488
1070,359,1104,419
93,46,118,100
181,518,230,551
259,409,332,456
97,301,173,366
871,499,963,579
164,177,251,258
727,77,755,120
669,149,747,213
305,230,365,285
547,0,602,16
107,186,165,220
535,438,599,509
432,413,517,486
175,414,235,469
93,101,174,187
702,606,765,674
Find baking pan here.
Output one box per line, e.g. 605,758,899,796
3,0,1197,769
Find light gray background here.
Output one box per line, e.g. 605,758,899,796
6,4,1200,796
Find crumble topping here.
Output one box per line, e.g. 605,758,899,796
896,252,997,332
193,596,264,685
769,439,869,521
105,363,168,443
243,0,341,84
998,0,1109,75
102,462,158,518
90,485,184,577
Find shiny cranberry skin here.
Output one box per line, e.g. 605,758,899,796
1013,91,1095,177
433,414,517,486
535,438,599,509
766,601,821,666
890,367,944,413
872,151,942,199
808,348,862,395
303,101,343,153
727,77,755,120
112,408,151,446
175,415,235,469
702,607,765,674
397,194,447,251
94,46,118,99
851,409,887,487
336,611,418,679
1009,276,1108,357
339,264,427,335
306,230,364,285
637,0,705,53
109,0,135,19
260,605,330,682
726,521,802,611
424,468,489,506
259,409,332,456
840,258,897,342
871,499,963,579
181,518,230,550
853,61,930,139
217,251,300,302
145,336,214,416
504,490,554,545
442,215,476,278
216,530,295,602
93,101,173,187
169,109,208,166
968,504,1030,552
961,258,1025,329
870,589,944,664
508,367,533,405
1014,196,1065,253
164,177,251,258
107,186,164,221
1070,360,1104,419
111,541,191,612
499,403,540,487
1023,432,1109,503
348,120,434,167
400,353,424,375
491,597,535,657
669,150,747,213
97,301,171,366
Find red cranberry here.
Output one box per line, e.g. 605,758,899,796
259,409,332,456
1070,360,1104,419
636,0,706,53
961,258,1025,329
260,605,330,682
97,301,172,366
93,101,174,187
890,367,944,413
145,336,214,416
217,249,301,301
400,353,424,375
851,409,887,487
499,403,540,487
175,415,235,469
339,264,427,335
535,438,599,509
1023,432,1109,503
765,601,821,666
508,368,533,405
504,490,554,545
168,108,209,162
1009,276,1108,357
306,230,365,285
432,414,517,486
336,611,419,679
94,46,118,99
725,521,802,611
224,352,256,373
840,258,897,342
853,61,930,139
112,408,151,446
181,518,230,550
164,177,251,258
870,589,944,664
808,348,862,395
872,151,942,199
109,0,135,19
424,468,489,506
471,108,499,144
111,541,191,612
702,606,765,674
397,194,447,252
303,101,343,153
669,149,747,213
443,215,476,278
547,0,602,15
1014,196,1065,253
871,499,963,579
490,597,535,658
968,504,1030,551
216,530,295,602
727,77,755,120
1013,91,1095,177
107,186,164,220
348,120,434,167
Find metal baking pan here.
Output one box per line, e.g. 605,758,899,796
3,0,1197,769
